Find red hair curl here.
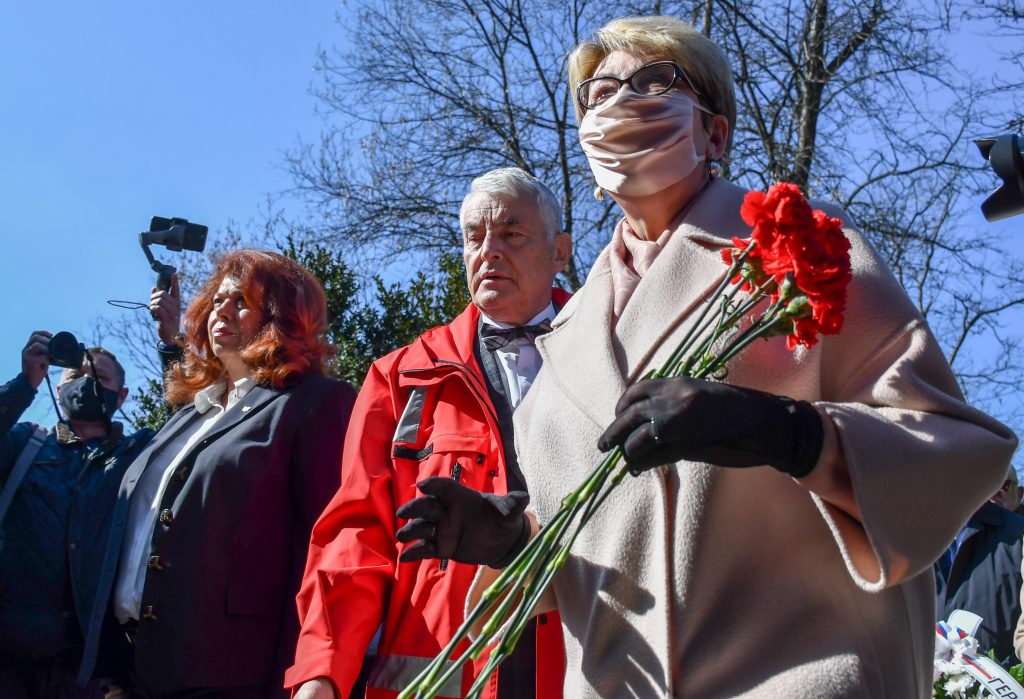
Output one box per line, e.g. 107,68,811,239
166,249,333,404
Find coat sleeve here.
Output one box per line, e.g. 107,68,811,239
0,374,40,480
286,362,401,695
810,221,1018,591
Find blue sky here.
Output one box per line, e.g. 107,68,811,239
1,1,343,423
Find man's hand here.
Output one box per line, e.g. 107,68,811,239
396,477,531,568
294,677,338,699
150,274,182,346
598,376,825,478
21,331,52,389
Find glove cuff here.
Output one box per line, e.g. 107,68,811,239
490,514,531,569
776,397,824,479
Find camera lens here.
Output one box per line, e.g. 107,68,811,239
48,331,85,369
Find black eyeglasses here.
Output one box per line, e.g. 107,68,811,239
576,60,703,111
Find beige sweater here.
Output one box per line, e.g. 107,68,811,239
506,179,1017,698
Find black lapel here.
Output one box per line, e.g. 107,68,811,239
120,406,203,496
474,321,526,492
192,384,283,447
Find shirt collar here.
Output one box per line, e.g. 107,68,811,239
480,302,555,330
193,375,256,414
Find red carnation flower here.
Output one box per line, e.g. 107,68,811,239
732,183,852,349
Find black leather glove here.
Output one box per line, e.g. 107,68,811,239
396,477,531,568
598,377,824,478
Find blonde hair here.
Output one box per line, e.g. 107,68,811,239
568,16,736,150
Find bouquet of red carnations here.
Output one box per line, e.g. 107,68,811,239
400,183,853,699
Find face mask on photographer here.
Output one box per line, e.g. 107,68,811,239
578,90,715,197
58,375,120,423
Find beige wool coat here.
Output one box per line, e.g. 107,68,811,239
510,178,1017,698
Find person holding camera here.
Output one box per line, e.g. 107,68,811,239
0,332,156,698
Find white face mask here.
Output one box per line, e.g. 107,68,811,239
579,90,714,197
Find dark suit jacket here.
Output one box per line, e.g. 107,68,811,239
79,374,356,695
935,501,1024,666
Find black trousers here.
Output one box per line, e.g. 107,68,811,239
0,645,102,699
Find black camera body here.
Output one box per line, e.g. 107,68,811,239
47,331,85,370
976,134,1024,222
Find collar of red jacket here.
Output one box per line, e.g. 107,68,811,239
398,287,572,374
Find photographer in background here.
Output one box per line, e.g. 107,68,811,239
0,332,155,698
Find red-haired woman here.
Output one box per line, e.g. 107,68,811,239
80,249,356,698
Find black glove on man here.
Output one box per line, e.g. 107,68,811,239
598,377,824,478
396,477,531,568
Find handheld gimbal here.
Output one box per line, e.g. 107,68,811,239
139,216,208,290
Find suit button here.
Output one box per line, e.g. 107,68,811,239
158,509,173,526
142,605,157,621
476,454,485,464
538,613,548,624
147,555,163,571
68,542,77,550
488,470,498,477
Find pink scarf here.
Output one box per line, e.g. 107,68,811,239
608,218,671,317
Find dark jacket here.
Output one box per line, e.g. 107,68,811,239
0,373,154,661
935,501,1024,666
80,373,355,696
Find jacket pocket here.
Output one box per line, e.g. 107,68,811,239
394,434,491,492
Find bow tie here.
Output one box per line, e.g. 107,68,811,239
480,320,553,351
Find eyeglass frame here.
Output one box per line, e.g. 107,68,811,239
576,60,704,112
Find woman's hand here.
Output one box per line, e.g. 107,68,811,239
396,477,531,568
150,274,182,346
598,376,824,478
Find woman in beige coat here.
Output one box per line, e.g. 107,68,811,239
398,15,1018,698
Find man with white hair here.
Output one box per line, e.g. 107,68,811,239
288,168,571,699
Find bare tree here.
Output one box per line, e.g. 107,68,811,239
263,0,1024,431
964,0,1023,129
287,0,635,289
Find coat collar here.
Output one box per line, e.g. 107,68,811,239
536,179,751,429
120,383,284,496
397,288,574,378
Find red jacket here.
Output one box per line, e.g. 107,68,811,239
287,294,569,698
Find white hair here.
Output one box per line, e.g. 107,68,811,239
461,167,563,240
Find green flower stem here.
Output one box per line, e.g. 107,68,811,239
656,249,752,375
694,316,787,381
401,505,577,698
465,448,625,698
676,282,774,378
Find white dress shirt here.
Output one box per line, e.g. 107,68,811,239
112,377,255,623
480,302,555,410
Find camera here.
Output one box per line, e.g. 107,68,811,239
47,331,85,369
976,134,1024,222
